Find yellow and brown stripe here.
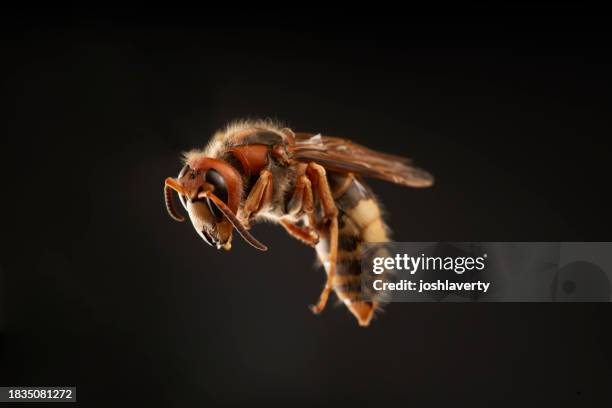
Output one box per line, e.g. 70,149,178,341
315,172,392,326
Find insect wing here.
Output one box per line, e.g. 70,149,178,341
290,133,434,187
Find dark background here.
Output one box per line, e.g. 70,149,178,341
2,6,611,407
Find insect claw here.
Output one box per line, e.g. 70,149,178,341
308,304,322,314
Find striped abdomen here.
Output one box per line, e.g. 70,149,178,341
315,172,392,326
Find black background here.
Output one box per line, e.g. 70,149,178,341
2,6,611,407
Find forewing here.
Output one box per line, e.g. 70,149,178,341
290,133,434,187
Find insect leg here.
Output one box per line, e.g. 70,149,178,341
305,162,339,315
283,174,319,245
238,169,273,228
279,219,319,246
287,174,314,216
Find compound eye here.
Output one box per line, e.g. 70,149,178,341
204,169,228,221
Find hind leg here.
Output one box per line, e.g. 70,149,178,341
305,162,339,315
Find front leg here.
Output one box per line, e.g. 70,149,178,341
305,162,339,315
238,169,273,228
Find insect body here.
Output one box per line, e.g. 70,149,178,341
164,120,433,326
